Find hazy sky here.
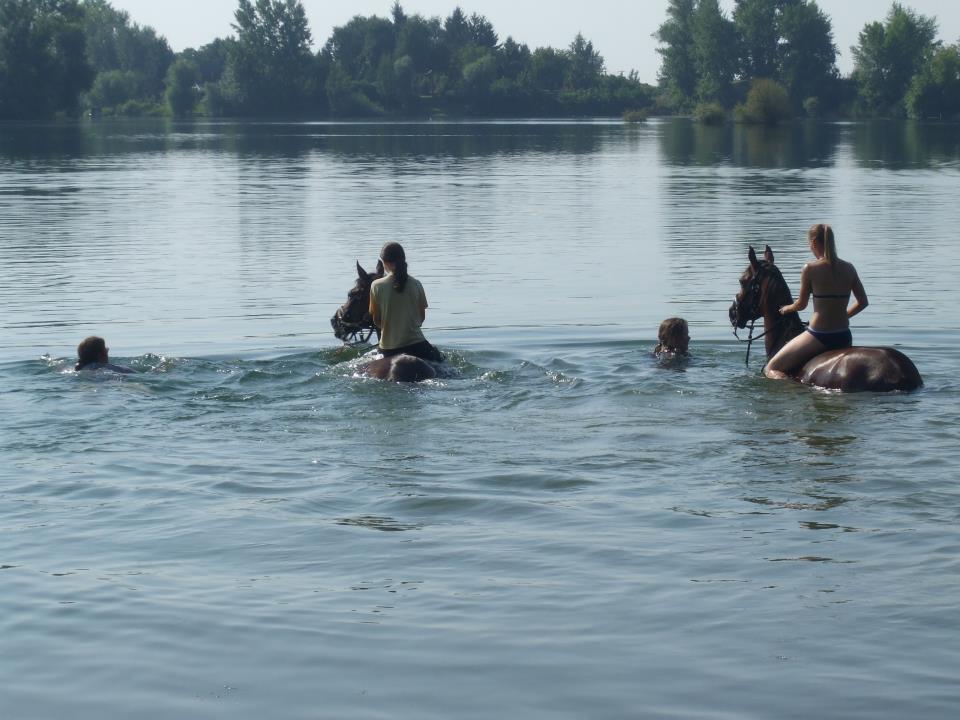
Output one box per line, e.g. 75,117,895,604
110,0,960,83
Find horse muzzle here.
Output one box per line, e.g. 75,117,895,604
729,300,744,329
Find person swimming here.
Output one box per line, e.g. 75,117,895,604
75,336,135,374
654,317,690,358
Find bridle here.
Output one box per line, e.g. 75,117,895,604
731,263,798,367
331,308,378,346
331,288,379,346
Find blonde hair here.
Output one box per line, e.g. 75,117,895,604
809,223,837,265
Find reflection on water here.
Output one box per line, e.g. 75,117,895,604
851,119,960,169
0,119,609,161
658,118,844,168
1,118,960,720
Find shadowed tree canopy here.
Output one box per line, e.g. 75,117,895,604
82,0,174,99
222,0,317,115
655,0,698,108
692,0,737,104
852,2,939,115
0,0,93,119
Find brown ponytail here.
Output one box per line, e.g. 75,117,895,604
380,242,409,293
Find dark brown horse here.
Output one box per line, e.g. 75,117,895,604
729,245,922,392
330,262,439,382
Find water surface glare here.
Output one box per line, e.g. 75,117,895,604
2,119,959,719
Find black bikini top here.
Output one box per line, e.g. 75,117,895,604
812,291,850,299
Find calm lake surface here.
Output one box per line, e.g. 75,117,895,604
2,118,959,719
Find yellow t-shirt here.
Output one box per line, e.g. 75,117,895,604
371,274,428,350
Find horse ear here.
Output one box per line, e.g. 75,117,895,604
375,260,384,277
356,261,367,279
764,245,775,264
748,246,760,270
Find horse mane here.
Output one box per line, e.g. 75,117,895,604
760,261,806,353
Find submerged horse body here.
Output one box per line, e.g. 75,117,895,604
331,262,439,383
730,246,922,392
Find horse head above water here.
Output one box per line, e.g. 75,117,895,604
730,245,923,392
331,260,438,383
331,261,382,345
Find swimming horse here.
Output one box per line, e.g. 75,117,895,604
330,261,438,382
729,246,922,392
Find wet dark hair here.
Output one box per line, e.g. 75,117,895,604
380,242,408,293
655,317,689,355
76,336,106,370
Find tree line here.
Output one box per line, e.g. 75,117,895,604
0,0,957,121
657,0,960,121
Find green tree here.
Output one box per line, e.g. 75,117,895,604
655,0,697,107
906,43,960,119
83,0,174,99
468,13,498,50
87,68,139,107
779,1,837,108
693,0,737,104
223,0,315,115
566,33,604,90
733,0,785,79
178,38,233,84
165,58,199,117
0,0,93,119
735,78,792,123
498,36,531,80
325,15,395,82
444,7,470,50
528,47,570,93
852,2,939,115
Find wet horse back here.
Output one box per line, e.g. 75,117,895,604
799,347,923,392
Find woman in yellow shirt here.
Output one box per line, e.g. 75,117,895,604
369,242,443,363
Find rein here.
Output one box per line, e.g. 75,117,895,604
733,317,790,367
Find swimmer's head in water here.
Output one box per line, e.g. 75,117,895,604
76,336,107,370
656,318,689,355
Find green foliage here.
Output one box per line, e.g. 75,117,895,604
779,1,837,109
528,47,569,93
655,0,697,109
178,39,233,84
852,2,940,115
906,43,960,119
735,78,792,124
165,59,199,117
693,101,726,124
622,109,649,123
567,33,605,91
803,96,821,117
87,69,140,108
83,0,174,99
692,0,737,104
733,0,781,79
0,0,93,119
223,0,316,115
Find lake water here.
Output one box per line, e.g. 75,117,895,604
2,118,959,719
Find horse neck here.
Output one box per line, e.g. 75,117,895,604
761,268,804,358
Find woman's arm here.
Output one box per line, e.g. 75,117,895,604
848,267,869,318
780,265,811,315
